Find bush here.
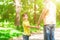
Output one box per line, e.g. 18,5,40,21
0,27,22,40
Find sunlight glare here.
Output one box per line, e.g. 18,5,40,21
56,0,60,2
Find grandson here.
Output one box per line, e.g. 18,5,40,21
22,13,37,40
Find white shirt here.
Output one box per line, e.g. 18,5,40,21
44,1,56,25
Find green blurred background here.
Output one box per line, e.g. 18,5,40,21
0,0,60,39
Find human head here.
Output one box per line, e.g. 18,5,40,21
22,13,28,20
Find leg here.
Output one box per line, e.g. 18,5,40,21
50,25,55,40
44,26,46,40
26,36,29,40
23,35,29,40
44,25,50,40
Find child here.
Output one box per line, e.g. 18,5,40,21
22,13,38,40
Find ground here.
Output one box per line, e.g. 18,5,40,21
11,28,60,40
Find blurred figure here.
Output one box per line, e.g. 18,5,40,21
37,0,56,40
22,13,37,40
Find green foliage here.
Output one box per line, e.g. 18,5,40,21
0,0,15,22
0,0,59,27
0,27,22,40
0,0,60,39
0,21,15,28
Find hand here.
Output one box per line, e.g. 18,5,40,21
36,25,40,29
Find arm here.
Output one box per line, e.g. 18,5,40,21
30,26,37,28
26,25,37,28
37,7,49,26
23,21,37,28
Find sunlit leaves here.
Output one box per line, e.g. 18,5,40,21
0,0,60,27
0,0,15,22
0,27,21,38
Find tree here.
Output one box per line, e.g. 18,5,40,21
34,0,37,24
14,0,21,29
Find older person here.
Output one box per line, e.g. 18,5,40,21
37,0,56,40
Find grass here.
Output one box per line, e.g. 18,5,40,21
56,22,60,28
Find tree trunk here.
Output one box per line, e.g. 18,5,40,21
34,0,37,24
14,0,21,28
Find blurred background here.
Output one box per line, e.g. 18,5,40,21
0,0,60,40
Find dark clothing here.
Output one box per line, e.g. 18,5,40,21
23,35,29,40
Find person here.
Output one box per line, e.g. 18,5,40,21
22,13,37,40
37,0,56,40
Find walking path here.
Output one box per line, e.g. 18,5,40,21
13,28,60,40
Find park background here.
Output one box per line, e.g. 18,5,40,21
0,0,60,40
